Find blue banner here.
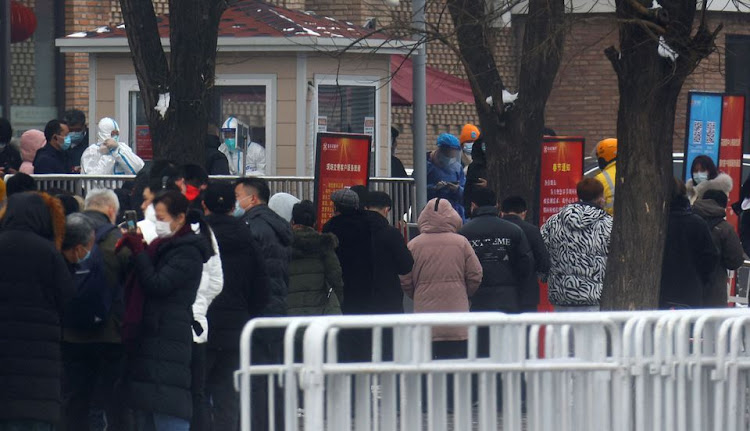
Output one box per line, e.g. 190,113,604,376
685,93,723,182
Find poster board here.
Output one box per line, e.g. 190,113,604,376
314,132,372,229
538,136,585,312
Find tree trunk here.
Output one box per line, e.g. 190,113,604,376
600,0,720,309
119,0,227,165
448,0,565,221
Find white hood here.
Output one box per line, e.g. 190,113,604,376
96,117,120,144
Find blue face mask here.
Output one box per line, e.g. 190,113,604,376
68,131,85,145
62,135,72,151
438,153,455,167
463,143,473,155
78,247,92,264
482,143,486,152
225,138,236,151
233,201,245,218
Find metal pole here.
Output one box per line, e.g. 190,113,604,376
0,0,11,119
412,0,427,215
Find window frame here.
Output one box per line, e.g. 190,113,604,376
313,74,381,175
115,74,278,174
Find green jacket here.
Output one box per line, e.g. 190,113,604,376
287,226,344,316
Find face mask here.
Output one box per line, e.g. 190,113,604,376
694,172,709,184
233,201,246,218
438,153,455,167
0,142,6,152
145,204,157,223
482,143,486,152
155,220,174,238
463,143,473,155
61,135,72,151
68,131,85,145
78,247,92,264
225,138,236,151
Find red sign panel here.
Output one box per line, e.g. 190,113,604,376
719,94,746,231
539,137,585,225
314,133,372,229
136,125,153,161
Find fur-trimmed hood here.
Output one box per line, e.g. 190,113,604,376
292,226,338,258
687,172,733,204
1,192,66,250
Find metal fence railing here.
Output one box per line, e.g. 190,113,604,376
237,309,750,431
15,174,418,223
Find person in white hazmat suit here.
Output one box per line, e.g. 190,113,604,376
218,116,266,176
81,117,145,175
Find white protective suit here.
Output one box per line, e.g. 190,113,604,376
138,203,223,343
218,116,266,176
81,118,145,175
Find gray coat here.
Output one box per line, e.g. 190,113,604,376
693,199,745,307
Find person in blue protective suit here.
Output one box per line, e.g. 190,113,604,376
427,133,466,220
81,117,144,175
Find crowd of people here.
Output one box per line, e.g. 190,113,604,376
0,117,747,431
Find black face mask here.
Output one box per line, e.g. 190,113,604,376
598,158,610,171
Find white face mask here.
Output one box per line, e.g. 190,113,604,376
145,204,157,223
693,172,709,185
154,220,173,238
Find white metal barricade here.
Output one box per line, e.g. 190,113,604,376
237,310,750,431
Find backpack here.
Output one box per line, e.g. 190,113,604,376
64,224,120,330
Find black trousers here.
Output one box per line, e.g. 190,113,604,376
190,343,207,431
61,342,128,431
203,348,241,431
251,329,284,431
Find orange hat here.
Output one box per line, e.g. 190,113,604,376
596,138,617,163
459,124,480,144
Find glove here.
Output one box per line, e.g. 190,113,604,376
104,138,119,152
116,233,145,255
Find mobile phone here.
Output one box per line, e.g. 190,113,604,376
124,210,138,234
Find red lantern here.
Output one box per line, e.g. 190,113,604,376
10,1,37,44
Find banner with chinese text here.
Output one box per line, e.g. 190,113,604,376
314,133,372,229
685,93,723,182
718,94,746,231
538,136,584,313
135,125,153,161
539,137,585,225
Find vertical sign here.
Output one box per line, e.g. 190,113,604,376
685,93,723,181
135,125,153,161
314,132,372,229
317,116,328,133
719,94,746,230
539,137,585,225
538,137,584,314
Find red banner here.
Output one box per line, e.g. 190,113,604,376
314,133,372,229
539,137,585,225
719,94,746,231
538,137,584,313
135,125,153,161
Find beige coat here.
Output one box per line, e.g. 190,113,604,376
401,198,483,341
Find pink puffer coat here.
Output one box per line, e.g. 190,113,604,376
401,198,483,341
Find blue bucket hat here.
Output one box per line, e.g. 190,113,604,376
437,133,460,150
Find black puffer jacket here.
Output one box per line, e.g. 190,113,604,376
205,135,230,175
660,196,719,309
0,193,74,424
365,211,414,313
323,210,373,314
205,213,270,350
503,214,550,311
241,205,293,317
460,206,534,313
127,228,212,420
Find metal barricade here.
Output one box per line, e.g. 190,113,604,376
237,310,750,431
20,174,418,223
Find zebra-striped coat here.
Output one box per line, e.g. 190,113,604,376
541,202,613,306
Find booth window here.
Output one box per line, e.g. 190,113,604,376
127,85,268,158
317,84,377,174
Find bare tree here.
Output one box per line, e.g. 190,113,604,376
119,0,228,164
445,0,566,222
600,0,721,309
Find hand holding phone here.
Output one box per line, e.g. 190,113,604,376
124,210,138,234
